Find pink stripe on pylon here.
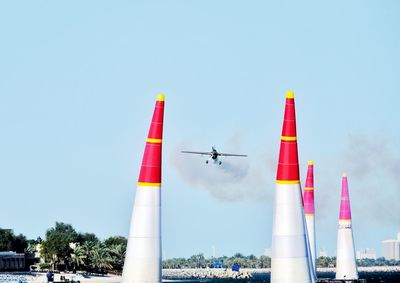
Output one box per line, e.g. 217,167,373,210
303,162,314,215
305,161,314,188
339,174,352,220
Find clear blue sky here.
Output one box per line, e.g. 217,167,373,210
1,1,399,258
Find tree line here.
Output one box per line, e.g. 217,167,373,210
163,254,400,269
162,253,271,269
1,223,127,273
2,224,400,274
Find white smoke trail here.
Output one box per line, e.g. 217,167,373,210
170,138,276,202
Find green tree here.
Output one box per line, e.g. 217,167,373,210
247,254,257,268
0,229,15,251
71,245,86,271
77,233,99,245
259,255,271,268
104,236,127,248
11,234,28,253
80,241,97,269
103,236,127,271
26,242,37,254
163,257,187,269
40,222,79,270
233,252,244,258
90,244,113,273
108,244,126,271
188,253,205,268
0,229,28,253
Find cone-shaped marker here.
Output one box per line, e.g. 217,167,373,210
335,174,358,280
122,94,165,283
303,161,316,277
271,91,313,283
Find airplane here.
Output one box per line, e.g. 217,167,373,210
181,146,247,165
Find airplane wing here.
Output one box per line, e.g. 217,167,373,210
218,153,248,157
181,151,211,155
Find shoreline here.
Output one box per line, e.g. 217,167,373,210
1,267,400,282
0,272,121,283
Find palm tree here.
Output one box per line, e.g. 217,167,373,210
259,255,271,268
90,244,113,274
108,244,126,271
71,245,86,272
25,243,37,254
81,241,96,269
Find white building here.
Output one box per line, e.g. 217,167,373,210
356,248,376,260
382,239,400,260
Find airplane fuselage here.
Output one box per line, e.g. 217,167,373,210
208,148,221,164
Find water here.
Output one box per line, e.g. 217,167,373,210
317,271,400,283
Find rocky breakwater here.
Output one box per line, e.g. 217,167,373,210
162,268,253,280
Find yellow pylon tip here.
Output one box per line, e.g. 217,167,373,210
157,94,165,101
308,160,313,165
286,90,294,99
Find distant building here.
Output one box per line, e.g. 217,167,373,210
35,244,43,262
356,248,376,260
0,251,25,271
382,232,400,260
382,239,400,260
319,249,328,257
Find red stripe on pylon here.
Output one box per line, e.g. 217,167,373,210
281,98,297,138
147,100,164,140
276,92,300,183
138,95,165,184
